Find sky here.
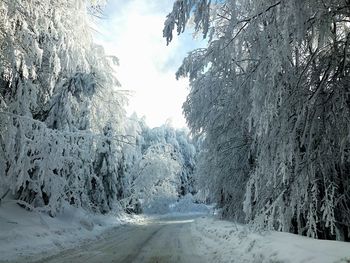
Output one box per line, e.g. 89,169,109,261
94,0,204,128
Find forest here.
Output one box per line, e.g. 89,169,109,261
0,0,350,254
0,0,197,217
164,0,350,241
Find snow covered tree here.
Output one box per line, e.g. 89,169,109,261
118,114,198,214
92,122,123,213
0,0,127,215
133,143,181,214
174,129,197,195
165,0,350,240
142,124,198,197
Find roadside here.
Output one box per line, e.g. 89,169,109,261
0,200,145,262
191,216,350,263
1,199,350,263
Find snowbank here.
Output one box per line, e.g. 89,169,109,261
192,216,350,263
0,200,144,262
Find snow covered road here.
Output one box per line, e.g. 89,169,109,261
33,215,205,263
2,210,350,263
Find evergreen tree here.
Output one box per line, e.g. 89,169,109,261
93,122,123,213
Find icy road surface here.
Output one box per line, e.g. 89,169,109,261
34,215,205,263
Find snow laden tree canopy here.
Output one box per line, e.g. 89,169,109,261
121,117,198,214
133,143,181,214
164,0,350,240
0,0,126,215
0,0,199,217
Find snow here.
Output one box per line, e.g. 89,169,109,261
192,216,350,263
1,196,349,263
0,199,144,262
168,194,211,214
164,0,350,240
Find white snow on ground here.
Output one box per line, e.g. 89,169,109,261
1,196,350,263
0,199,145,262
192,216,350,263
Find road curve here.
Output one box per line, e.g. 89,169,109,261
34,215,206,263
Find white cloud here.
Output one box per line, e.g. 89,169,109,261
94,0,203,128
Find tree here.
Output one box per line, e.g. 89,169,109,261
165,0,350,240
119,114,198,214
133,143,181,214
93,122,123,213
0,0,127,216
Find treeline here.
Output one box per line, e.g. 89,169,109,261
164,0,350,240
123,117,197,214
0,0,196,216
